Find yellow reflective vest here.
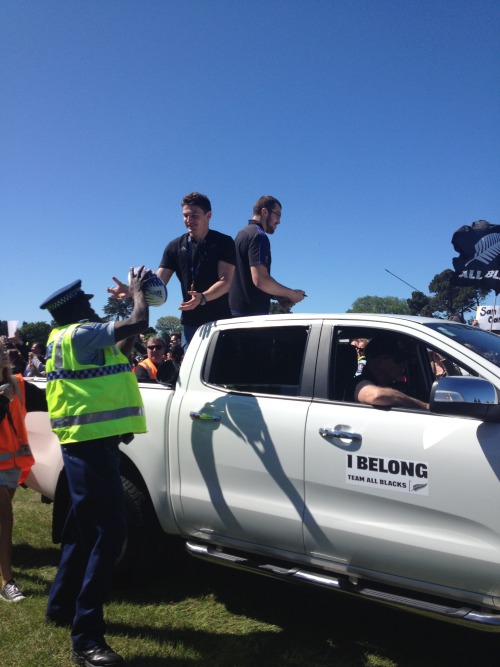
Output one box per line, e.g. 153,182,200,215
46,323,146,444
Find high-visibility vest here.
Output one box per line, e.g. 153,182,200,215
46,323,147,444
0,374,35,476
134,357,158,380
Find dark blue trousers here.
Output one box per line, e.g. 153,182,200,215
46,438,126,650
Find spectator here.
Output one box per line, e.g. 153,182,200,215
169,333,181,348
41,271,149,667
11,331,29,363
108,192,236,349
0,340,47,602
166,344,184,371
229,195,306,316
24,342,46,378
354,335,428,410
134,336,166,381
351,338,368,376
7,349,25,375
428,350,447,379
1,331,29,365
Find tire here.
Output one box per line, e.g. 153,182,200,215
53,471,163,578
114,476,154,578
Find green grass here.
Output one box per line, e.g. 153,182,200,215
2,488,499,667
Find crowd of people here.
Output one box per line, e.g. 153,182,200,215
0,332,48,379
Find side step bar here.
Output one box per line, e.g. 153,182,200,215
186,541,500,631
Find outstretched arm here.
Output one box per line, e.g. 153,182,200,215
357,383,428,410
250,264,306,305
114,267,150,357
108,267,172,301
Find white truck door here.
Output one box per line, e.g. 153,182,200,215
173,323,312,554
303,324,500,598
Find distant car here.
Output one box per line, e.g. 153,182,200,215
24,314,500,631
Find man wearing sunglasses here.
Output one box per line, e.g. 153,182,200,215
229,195,306,317
354,335,429,410
134,337,166,382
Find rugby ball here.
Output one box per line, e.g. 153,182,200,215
128,268,167,307
142,274,168,307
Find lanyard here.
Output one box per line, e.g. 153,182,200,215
188,236,207,292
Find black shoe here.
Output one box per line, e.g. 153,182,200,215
71,643,124,666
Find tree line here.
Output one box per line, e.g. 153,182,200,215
0,298,182,349
347,269,490,320
2,268,490,344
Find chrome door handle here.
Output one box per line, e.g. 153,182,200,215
190,411,221,422
319,427,361,441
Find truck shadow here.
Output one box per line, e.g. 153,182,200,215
189,392,328,544
110,546,500,667
13,537,500,667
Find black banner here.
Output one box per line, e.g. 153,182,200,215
452,220,500,292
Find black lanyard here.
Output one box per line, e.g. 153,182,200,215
188,236,207,292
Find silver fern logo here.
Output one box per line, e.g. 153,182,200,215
465,234,500,267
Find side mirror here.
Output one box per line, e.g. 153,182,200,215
156,360,179,386
430,376,500,422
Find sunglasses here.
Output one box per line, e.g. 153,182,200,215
147,345,164,351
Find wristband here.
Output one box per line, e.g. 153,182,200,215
200,293,207,306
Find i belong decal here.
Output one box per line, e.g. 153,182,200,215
346,454,429,495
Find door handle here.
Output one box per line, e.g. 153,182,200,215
190,411,221,422
319,427,361,441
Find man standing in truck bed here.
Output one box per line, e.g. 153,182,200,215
109,192,236,349
229,195,306,316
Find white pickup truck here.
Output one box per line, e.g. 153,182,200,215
26,313,500,631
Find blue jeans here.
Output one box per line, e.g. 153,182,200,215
46,438,126,650
181,325,198,351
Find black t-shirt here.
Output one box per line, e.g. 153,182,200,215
229,221,272,316
159,229,236,327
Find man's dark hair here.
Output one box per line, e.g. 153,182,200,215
253,195,281,216
181,192,211,213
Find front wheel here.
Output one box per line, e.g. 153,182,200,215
114,476,156,577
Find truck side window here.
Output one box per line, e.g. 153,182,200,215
205,326,309,396
330,329,431,405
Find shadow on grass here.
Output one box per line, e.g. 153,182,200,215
108,541,500,667
13,542,61,569
13,534,500,667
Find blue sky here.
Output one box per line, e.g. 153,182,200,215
2,0,499,327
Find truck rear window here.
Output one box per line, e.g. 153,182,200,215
205,326,309,396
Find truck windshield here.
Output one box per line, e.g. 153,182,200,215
425,322,500,368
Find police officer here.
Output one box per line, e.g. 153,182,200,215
41,268,150,667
